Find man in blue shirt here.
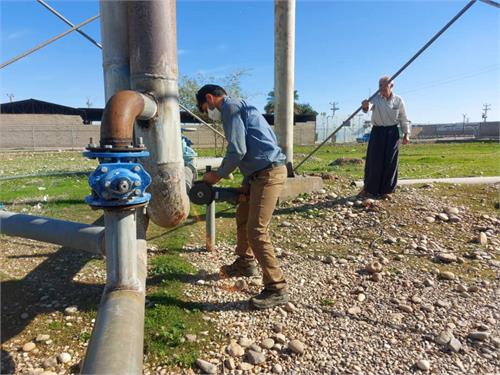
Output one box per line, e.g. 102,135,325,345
196,84,288,309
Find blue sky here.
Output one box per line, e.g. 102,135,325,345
1,0,499,124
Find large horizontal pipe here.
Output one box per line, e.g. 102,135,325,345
0,211,104,254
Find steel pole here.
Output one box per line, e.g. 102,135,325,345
274,0,296,164
0,211,104,254
206,200,216,252
0,15,99,70
36,0,102,49
205,166,216,252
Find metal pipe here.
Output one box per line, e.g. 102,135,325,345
206,200,216,252
80,290,144,374
100,1,130,101
205,166,216,251
274,0,296,164
81,209,145,374
294,0,477,172
0,211,104,254
100,90,157,148
103,210,141,291
480,0,500,8
0,14,99,70
128,0,190,228
36,0,102,49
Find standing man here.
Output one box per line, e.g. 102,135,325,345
360,76,410,199
195,84,289,309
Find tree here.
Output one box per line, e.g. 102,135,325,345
178,69,250,115
295,103,318,116
264,90,317,116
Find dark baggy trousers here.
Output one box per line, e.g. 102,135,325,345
363,125,400,196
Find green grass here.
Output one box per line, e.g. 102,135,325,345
292,141,499,178
0,151,96,176
48,321,65,330
319,298,336,306
143,220,210,368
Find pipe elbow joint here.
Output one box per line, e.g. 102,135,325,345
100,90,157,149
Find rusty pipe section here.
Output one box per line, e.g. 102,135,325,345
127,0,190,228
99,90,157,149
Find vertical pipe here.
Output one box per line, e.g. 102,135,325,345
100,1,130,101
103,210,140,291
205,166,216,252
206,200,216,252
274,0,296,164
128,0,190,228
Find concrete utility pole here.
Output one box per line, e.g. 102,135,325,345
482,104,491,122
274,0,295,165
6,93,14,102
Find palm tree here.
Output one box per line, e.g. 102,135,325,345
264,90,317,116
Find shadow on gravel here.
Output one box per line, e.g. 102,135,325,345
148,293,251,313
0,217,105,374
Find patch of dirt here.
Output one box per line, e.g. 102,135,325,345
330,157,364,166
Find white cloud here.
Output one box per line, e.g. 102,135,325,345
196,65,235,77
5,30,30,41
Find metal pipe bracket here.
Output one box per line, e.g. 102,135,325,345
84,150,152,208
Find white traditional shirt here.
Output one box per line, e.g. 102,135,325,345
369,93,410,134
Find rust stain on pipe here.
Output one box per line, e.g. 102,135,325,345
100,90,146,148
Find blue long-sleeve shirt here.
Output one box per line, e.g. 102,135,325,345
216,96,286,179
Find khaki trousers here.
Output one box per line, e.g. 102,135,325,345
235,165,287,291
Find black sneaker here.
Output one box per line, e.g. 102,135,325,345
220,257,259,278
250,288,289,309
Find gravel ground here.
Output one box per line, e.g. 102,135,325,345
2,182,499,375
182,183,500,375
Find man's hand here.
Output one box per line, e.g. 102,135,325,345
203,171,221,185
402,133,410,145
361,100,370,112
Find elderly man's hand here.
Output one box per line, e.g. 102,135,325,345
402,134,410,145
203,171,221,185
361,100,370,112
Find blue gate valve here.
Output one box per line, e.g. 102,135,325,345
84,151,152,208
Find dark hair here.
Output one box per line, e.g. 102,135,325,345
196,84,227,111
